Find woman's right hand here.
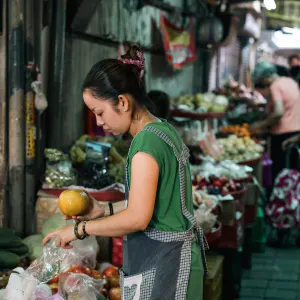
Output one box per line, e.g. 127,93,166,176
64,190,105,221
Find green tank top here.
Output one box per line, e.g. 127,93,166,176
127,119,194,232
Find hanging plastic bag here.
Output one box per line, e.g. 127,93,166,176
44,148,77,188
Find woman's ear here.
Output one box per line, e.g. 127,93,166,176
117,94,130,112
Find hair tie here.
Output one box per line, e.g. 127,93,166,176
120,50,145,79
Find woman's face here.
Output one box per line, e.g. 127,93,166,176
83,91,131,136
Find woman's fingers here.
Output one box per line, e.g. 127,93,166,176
42,233,56,246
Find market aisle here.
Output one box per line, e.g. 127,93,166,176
240,246,300,300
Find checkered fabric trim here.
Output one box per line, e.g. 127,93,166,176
120,268,156,300
144,227,194,242
175,240,192,300
140,268,156,300
143,127,208,275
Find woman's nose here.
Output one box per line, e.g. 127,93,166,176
96,116,104,127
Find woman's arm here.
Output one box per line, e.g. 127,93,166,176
80,152,159,237
250,84,284,131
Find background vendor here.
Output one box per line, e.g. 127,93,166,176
251,61,300,183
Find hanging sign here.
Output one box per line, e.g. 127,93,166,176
160,13,197,69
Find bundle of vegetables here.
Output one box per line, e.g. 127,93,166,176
45,148,77,188
0,228,29,271
69,134,92,164
218,135,264,162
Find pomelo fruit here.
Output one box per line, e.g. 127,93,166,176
58,190,89,217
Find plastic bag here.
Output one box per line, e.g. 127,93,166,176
4,239,101,300
26,239,97,283
59,273,105,300
44,149,77,188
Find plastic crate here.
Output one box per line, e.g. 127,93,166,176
203,255,224,300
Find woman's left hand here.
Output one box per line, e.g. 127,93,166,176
42,224,77,249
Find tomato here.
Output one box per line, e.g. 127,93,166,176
48,276,59,284
91,270,103,279
109,275,120,288
49,283,58,295
102,266,119,278
109,287,121,300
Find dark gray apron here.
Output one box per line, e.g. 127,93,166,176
120,126,208,300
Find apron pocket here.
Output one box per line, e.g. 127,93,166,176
120,268,156,300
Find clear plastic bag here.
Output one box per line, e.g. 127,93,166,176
26,238,99,283
4,239,102,300
44,149,77,188
58,273,105,300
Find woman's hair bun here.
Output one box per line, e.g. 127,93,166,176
120,45,145,78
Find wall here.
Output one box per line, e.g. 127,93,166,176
60,0,203,149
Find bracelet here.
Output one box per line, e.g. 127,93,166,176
74,221,86,240
82,221,89,236
109,202,114,216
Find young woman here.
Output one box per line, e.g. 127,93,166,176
43,46,207,300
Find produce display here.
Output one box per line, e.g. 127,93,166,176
215,77,266,105
58,190,90,217
190,157,252,181
193,174,243,196
219,123,251,137
218,135,264,162
171,92,229,113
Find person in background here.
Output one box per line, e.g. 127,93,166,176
288,54,300,68
147,90,170,119
251,61,300,183
288,54,300,87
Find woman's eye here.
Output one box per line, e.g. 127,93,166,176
97,112,102,117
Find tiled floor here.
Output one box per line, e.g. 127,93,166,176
240,246,300,300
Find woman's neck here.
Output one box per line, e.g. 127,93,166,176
129,110,161,137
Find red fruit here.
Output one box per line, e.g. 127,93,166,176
49,283,58,295
109,287,121,300
48,276,59,284
91,269,103,280
103,266,119,278
109,275,120,288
